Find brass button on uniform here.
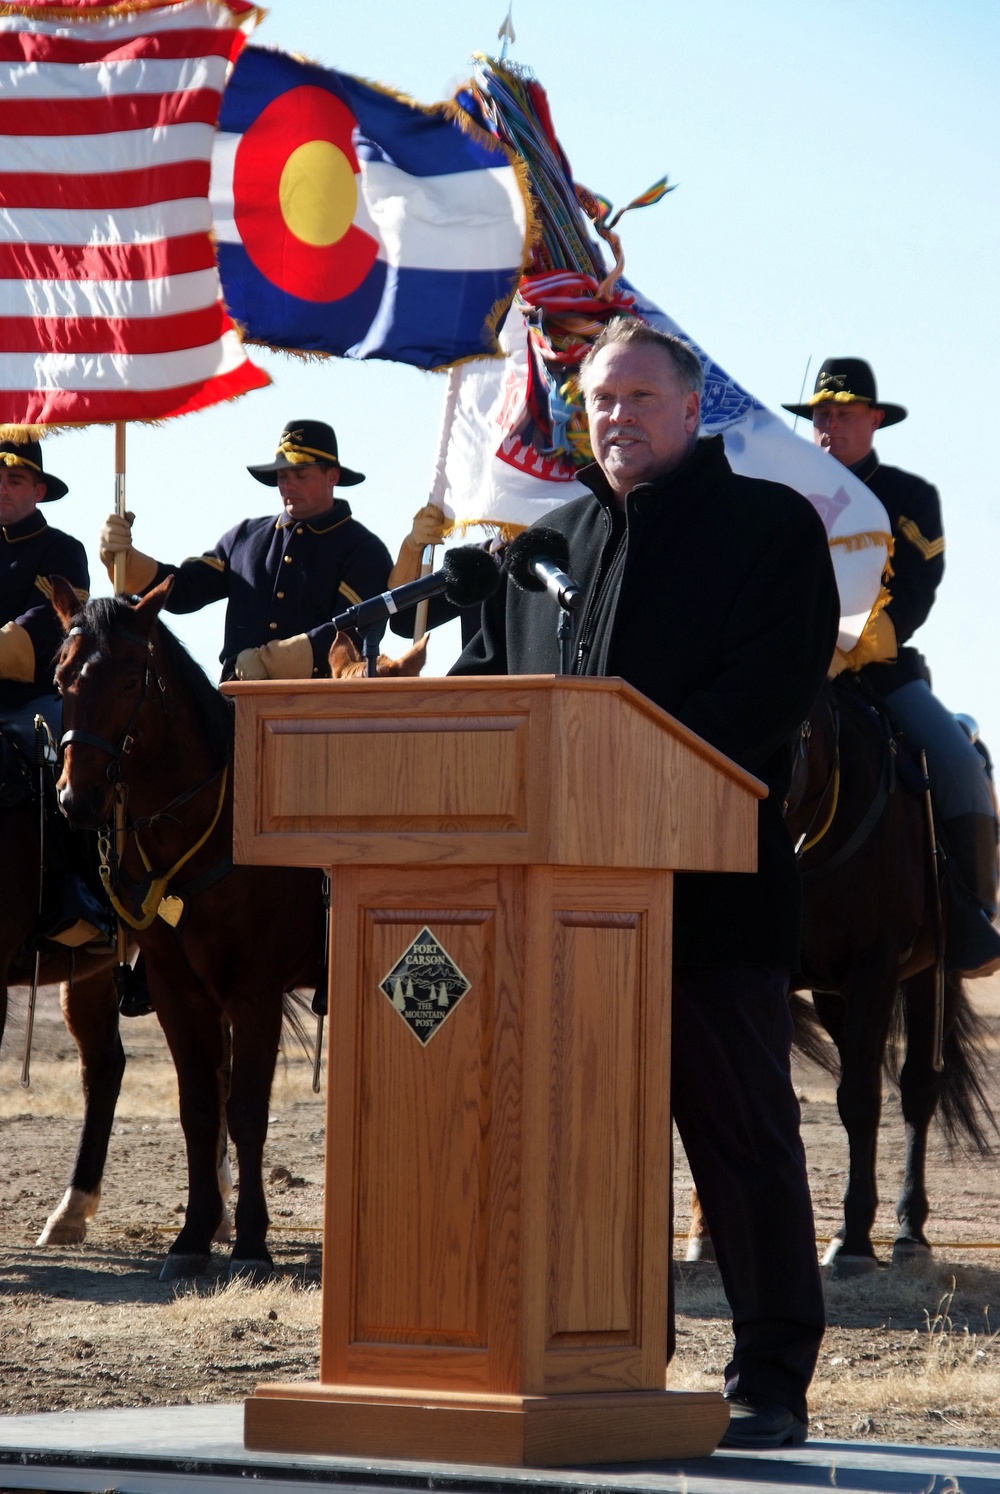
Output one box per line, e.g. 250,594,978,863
296,526,304,534
269,622,278,630
276,591,285,599
283,555,292,564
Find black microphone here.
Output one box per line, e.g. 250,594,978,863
330,544,501,632
504,527,583,611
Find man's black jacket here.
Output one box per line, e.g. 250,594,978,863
1,511,89,709
146,500,392,680
451,435,840,969
850,448,943,694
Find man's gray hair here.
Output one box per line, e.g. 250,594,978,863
579,317,705,397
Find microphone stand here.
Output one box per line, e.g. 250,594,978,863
360,620,386,678
557,605,577,676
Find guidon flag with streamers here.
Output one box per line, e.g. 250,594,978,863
0,0,268,428
209,45,530,370
429,57,891,667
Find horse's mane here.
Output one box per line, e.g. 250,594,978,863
73,596,234,767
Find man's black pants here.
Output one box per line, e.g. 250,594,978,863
670,965,825,1424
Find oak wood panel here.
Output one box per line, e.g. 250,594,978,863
488,866,526,1393
525,869,674,1395
549,686,757,871
322,868,525,1395
320,864,361,1386
244,1384,729,1464
523,872,669,1392
262,714,528,833
225,677,761,871
547,909,640,1344
353,909,493,1346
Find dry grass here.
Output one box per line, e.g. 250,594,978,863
0,1045,322,1120
160,1274,322,1333
671,1262,1000,1440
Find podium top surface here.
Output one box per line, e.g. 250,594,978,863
223,674,765,871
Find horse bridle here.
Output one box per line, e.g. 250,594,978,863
59,622,231,931
59,625,166,784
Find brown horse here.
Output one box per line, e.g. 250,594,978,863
687,675,995,1276
52,577,328,1282
49,582,428,1280
0,751,126,1248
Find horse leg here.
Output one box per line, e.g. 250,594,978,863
892,965,942,1268
154,981,229,1281
224,994,283,1282
685,1185,717,1263
212,1024,234,1246
814,963,896,1276
38,967,125,1246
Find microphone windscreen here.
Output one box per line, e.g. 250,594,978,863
504,527,571,593
441,544,502,609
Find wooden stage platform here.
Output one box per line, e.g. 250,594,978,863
0,1403,997,1493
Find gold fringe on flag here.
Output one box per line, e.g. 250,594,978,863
828,530,894,554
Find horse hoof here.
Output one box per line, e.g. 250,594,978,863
37,1187,100,1246
823,1251,880,1279
892,1239,933,1270
159,1252,212,1282
685,1239,717,1264
212,1213,233,1246
227,1257,274,1285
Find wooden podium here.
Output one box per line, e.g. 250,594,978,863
223,676,764,1466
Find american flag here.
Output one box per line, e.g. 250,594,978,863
0,0,268,427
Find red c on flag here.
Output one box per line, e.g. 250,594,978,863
232,84,379,302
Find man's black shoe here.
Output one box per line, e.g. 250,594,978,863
719,1395,807,1449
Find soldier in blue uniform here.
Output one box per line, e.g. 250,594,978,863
784,358,1000,976
99,419,393,681
1,436,108,944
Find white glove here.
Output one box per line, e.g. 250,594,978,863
235,634,314,681
98,511,157,592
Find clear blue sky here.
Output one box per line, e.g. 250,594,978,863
54,1,1000,738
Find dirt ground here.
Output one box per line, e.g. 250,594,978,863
1,976,999,1450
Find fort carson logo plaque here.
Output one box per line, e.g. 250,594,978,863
379,926,472,1045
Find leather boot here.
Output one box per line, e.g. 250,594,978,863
942,813,1000,978
114,952,154,1018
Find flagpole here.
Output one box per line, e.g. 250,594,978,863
113,422,127,595
112,422,129,977
413,365,462,640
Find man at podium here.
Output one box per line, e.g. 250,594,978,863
452,318,839,1449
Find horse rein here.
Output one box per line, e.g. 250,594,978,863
99,764,229,931
795,694,895,883
791,710,842,859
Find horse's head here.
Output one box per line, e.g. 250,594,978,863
327,630,428,679
52,575,174,828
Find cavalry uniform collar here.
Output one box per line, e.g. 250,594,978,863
577,433,729,514
275,497,352,535
2,509,47,544
850,449,880,485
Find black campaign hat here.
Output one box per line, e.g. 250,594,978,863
782,358,907,427
0,435,68,501
247,419,365,487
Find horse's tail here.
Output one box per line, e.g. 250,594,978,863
936,974,998,1156
789,991,839,1077
280,988,315,1061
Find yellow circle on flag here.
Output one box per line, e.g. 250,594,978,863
279,140,357,247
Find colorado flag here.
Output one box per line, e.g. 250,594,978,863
210,47,530,370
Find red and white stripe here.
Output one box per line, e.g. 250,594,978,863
0,0,267,426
